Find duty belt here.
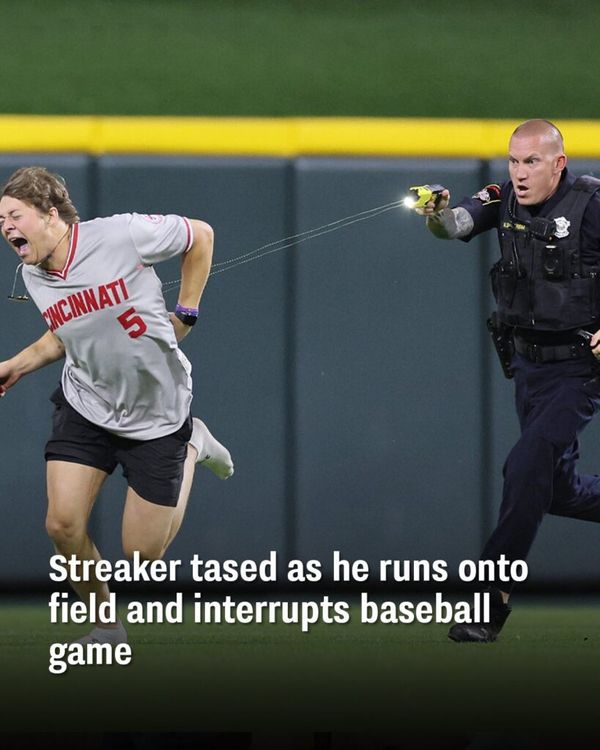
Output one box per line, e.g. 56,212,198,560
513,336,588,364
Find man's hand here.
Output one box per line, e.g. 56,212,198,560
169,313,193,343
415,189,451,216
0,362,22,397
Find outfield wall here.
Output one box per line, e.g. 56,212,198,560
2,116,600,157
2,153,600,589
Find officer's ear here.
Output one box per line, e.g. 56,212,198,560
555,153,567,173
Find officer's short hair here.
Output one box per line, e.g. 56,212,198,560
512,119,564,151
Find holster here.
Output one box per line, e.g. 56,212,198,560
487,313,515,379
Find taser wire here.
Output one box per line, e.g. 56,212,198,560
161,199,403,292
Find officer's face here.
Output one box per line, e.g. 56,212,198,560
508,134,566,206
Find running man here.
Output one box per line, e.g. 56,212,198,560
0,166,233,644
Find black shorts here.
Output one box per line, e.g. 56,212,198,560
45,386,193,507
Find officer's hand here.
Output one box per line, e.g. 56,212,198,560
591,331,600,359
415,189,450,216
169,313,193,343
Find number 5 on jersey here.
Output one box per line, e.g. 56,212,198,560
117,307,147,339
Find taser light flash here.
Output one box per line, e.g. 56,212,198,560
403,184,446,209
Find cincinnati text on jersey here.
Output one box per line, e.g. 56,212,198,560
43,278,130,332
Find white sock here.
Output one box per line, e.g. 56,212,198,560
189,418,234,479
73,620,128,645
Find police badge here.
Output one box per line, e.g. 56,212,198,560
554,216,570,238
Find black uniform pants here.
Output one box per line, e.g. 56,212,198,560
482,353,600,589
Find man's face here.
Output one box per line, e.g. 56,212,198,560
508,134,566,206
0,195,51,265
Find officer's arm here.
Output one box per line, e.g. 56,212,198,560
426,207,475,240
414,188,475,240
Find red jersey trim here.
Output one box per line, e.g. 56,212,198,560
47,223,79,279
183,217,193,252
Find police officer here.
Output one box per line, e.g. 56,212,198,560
416,119,600,641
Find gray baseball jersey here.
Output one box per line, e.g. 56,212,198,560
23,213,194,440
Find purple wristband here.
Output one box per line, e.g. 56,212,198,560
175,304,199,317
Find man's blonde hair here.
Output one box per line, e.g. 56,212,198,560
2,166,80,224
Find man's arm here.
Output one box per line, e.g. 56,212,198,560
0,330,65,397
171,219,214,342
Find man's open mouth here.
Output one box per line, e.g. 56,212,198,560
10,237,30,256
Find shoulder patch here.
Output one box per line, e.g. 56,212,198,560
471,184,501,204
142,214,165,224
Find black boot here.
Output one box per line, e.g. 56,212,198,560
448,588,511,643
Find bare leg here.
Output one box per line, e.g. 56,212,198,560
158,420,233,553
46,460,114,623
121,417,234,560
164,445,198,551
122,445,197,559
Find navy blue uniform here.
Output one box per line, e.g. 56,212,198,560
457,170,600,587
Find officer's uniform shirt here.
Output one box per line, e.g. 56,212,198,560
454,169,600,341
23,213,194,440
456,169,600,270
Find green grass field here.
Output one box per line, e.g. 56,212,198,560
2,599,600,732
2,0,600,118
